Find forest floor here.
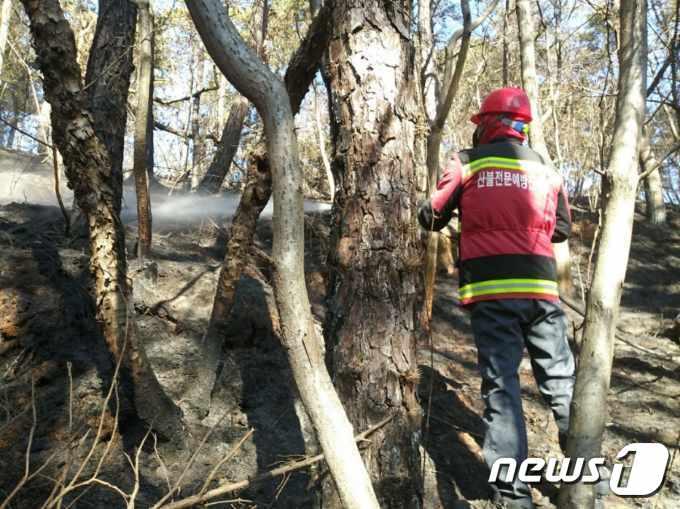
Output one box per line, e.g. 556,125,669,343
0,195,679,509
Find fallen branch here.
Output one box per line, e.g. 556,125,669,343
560,295,679,363
159,415,394,509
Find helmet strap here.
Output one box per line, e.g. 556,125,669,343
472,124,484,147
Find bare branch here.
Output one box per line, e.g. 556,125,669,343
159,415,394,509
154,85,219,106
284,0,334,114
444,0,500,54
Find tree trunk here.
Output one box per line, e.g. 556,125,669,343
84,0,137,215
197,96,248,194
195,0,336,416
558,1,647,507
516,0,573,296
640,129,666,224
185,2,380,507
0,0,11,78
191,42,206,190
20,0,184,441
133,0,154,259
193,146,272,414
324,1,424,506
146,19,158,189
313,85,334,201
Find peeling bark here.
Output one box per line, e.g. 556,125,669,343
20,0,184,441
324,1,424,506
558,0,647,506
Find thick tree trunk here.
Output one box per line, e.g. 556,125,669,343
516,0,573,296
20,0,184,441
640,130,666,224
133,0,154,259
558,1,647,507
324,1,424,506
84,0,137,216
185,2,379,507
197,96,248,194
0,0,11,78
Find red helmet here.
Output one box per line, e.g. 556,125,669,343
471,87,532,124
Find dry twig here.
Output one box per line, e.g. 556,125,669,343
158,415,395,509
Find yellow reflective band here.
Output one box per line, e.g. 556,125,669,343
462,278,558,289
468,156,524,169
462,157,545,180
459,279,559,299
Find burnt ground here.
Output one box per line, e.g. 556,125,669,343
0,199,679,509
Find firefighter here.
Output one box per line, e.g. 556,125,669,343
418,87,574,509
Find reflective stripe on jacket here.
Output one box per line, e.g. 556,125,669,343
418,139,571,305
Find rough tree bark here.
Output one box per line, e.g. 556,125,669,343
197,96,249,194
20,0,184,441
84,0,137,215
133,0,154,259
185,2,380,508
557,1,647,507
640,129,666,224
516,0,573,296
323,0,425,506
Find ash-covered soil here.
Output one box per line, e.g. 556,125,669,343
0,198,678,509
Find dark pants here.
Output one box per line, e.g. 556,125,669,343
470,299,575,508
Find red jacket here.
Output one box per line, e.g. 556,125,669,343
419,139,571,305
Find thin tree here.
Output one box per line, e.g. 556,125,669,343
20,0,184,441
133,0,154,259
516,0,573,295
185,1,380,507
0,0,11,78
190,40,206,191
421,0,501,321
640,129,666,224
558,0,647,507
197,96,249,194
194,0,333,413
